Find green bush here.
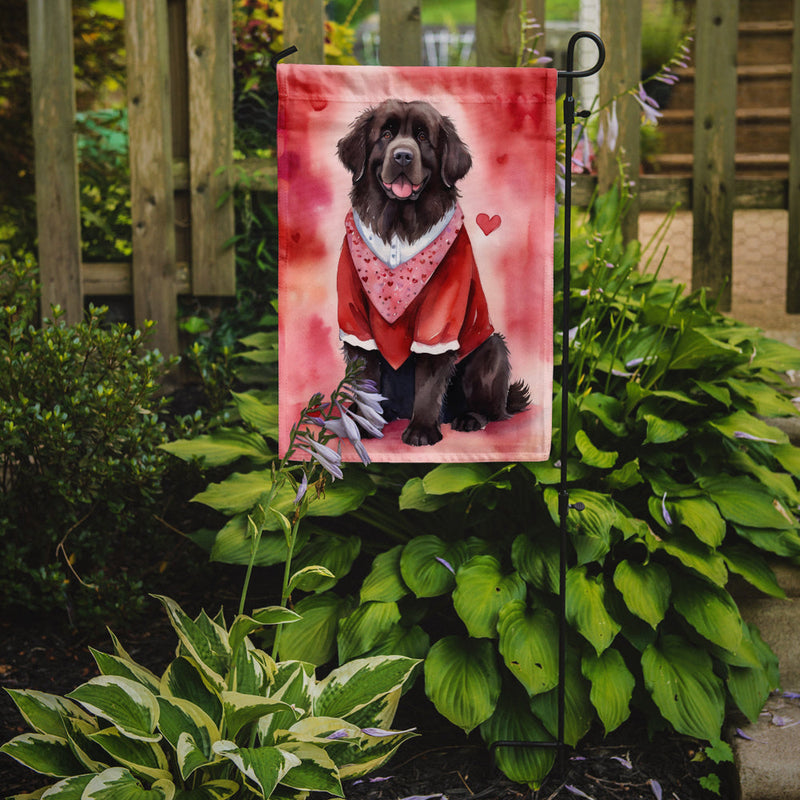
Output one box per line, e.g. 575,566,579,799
168,184,800,788
0,253,174,623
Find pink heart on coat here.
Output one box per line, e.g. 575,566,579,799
476,213,501,236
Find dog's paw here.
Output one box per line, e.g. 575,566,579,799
451,412,487,432
402,422,443,446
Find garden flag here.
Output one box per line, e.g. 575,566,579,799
277,64,557,462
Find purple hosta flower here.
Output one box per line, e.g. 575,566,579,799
435,556,455,574
649,779,663,800
633,83,662,125
734,431,779,444
597,100,619,153
324,403,371,465
342,404,384,439
611,755,633,769
661,492,673,526
352,776,394,786
294,472,308,505
362,726,416,737
326,729,351,740
565,786,595,799
783,691,800,699
296,435,343,480
351,381,388,425
735,728,756,741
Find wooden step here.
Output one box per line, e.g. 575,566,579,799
738,0,794,22
738,20,794,66
648,152,789,178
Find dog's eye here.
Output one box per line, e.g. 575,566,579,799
381,129,392,140
417,131,428,142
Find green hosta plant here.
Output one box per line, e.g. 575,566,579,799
1,595,419,800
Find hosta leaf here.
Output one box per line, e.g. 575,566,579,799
172,780,239,800
721,543,786,598
511,534,559,593
424,636,501,733
160,428,272,467
89,650,161,694
160,658,222,727
700,474,796,529
82,767,174,799
398,477,450,511
175,732,215,782
212,741,299,797
480,681,555,789
668,496,726,547
231,391,279,437
708,410,788,445
156,697,219,773
337,601,402,662
606,459,644,491
580,392,627,436
566,566,621,655
692,380,732,407
221,692,297,740
727,663,772,723
575,429,618,468
581,649,635,734
276,741,343,796
421,463,494,494
360,545,409,603
452,556,526,639
229,609,299,657
724,378,799,417
772,443,800,477
0,733,85,777
209,515,297,567
314,656,420,721
528,650,593,747
672,575,743,653
67,677,160,742
362,624,430,660
258,663,315,745
748,337,800,371
277,592,352,665
399,536,468,597
641,634,725,741
191,471,273,514
643,414,687,444
648,528,728,586
733,524,800,558
88,727,170,782
38,773,94,798
612,560,670,629
4,690,93,737
543,488,617,539
497,601,559,696
668,328,743,371
291,535,361,592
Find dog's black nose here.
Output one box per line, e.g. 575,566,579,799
393,149,414,167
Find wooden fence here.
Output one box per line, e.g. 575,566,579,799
27,0,800,355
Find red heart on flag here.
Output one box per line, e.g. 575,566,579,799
476,213,501,236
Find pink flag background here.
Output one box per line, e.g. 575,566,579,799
277,64,556,462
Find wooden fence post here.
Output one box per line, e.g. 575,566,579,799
379,0,422,66
787,0,800,313
692,0,738,311
187,0,235,295
476,0,540,67
597,0,641,244
126,0,178,355
284,0,325,64
28,0,83,324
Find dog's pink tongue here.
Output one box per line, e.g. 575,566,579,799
391,175,413,198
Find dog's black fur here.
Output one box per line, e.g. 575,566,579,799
337,99,529,446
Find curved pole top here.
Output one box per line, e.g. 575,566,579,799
557,31,605,80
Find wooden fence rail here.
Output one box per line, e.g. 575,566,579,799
26,0,799,355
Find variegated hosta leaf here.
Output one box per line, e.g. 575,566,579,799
160,657,222,727
399,535,469,597
90,649,161,694
154,597,231,691
581,649,635,735
360,545,409,603
334,726,418,780
424,636,501,734
228,610,299,658
312,656,420,721
275,741,344,796
671,574,743,653
0,732,85,777
171,779,239,799
496,601,559,696
81,767,174,799
480,681,555,790
337,601,401,662
528,649,594,747
156,696,219,778
258,662,315,745
4,689,93,737
212,740,300,798
39,773,94,798
642,634,725,741
612,560,670,629
565,566,621,655
176,732,216,783
221,691,298,740
88,727,171,782
452,556,526,639
66,676,160,742
231,640,276,696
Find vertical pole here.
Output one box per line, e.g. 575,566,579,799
379,0,421,66
692,0,738,311
284,0,325,64
126,0,178,355
598,0,641,244
787,0,800,312
476,0,539,67
28,0,83,324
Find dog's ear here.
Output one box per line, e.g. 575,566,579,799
337,109,373,183
440,116,472,189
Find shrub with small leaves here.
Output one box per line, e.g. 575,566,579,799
0,253,174,622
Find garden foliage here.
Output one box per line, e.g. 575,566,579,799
1,595,419,799
165,183,800,788
0,254,173,621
